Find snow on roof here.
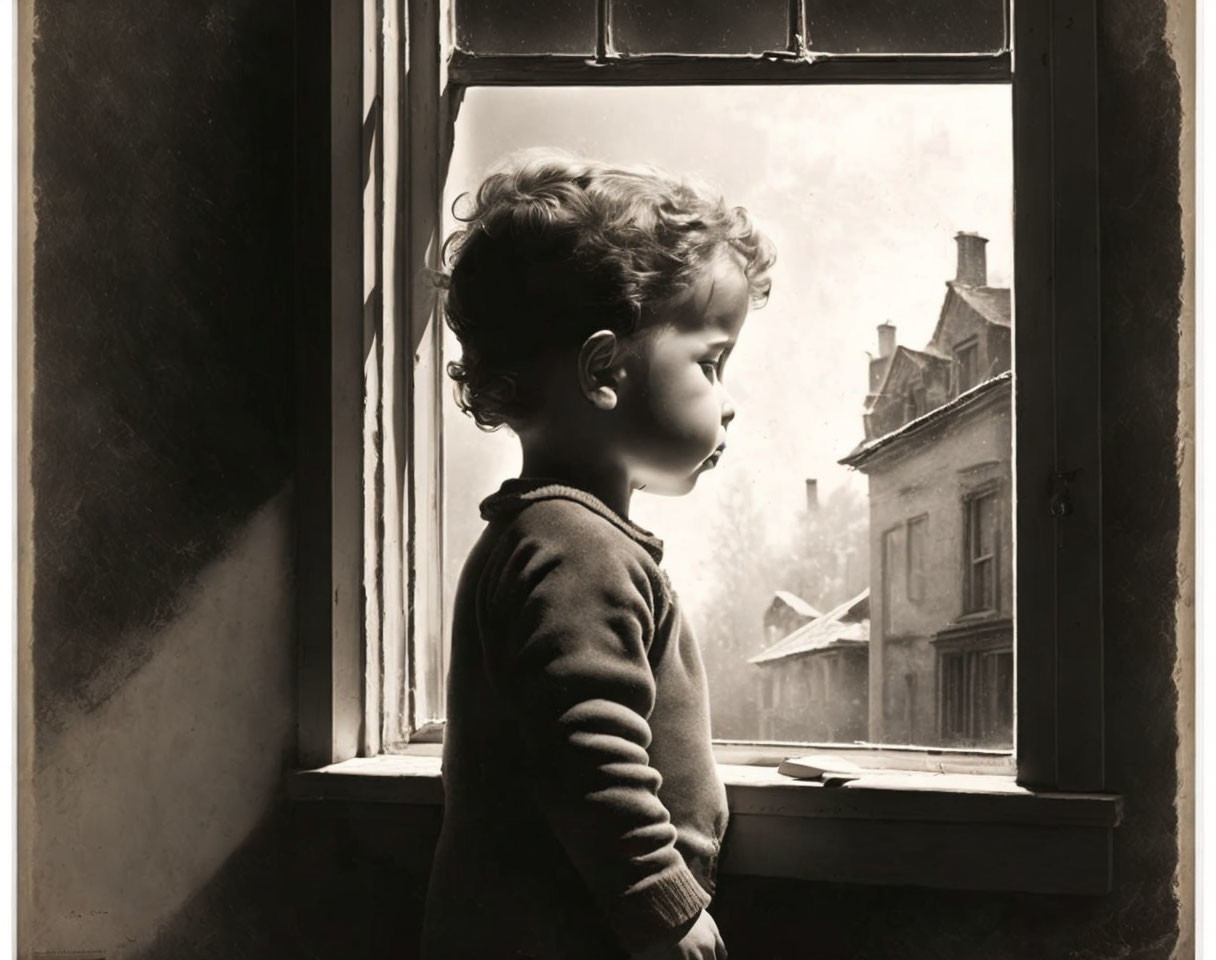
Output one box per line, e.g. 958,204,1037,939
769,590,821,620
750,589,870,666
864,345,952,415
950,283,1011,327
840,371,1012,469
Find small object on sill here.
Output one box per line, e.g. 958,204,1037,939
778,754,864,785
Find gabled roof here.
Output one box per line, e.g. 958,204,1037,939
750,589,870,666
840,371,1012,470
865,345,951,414
926,283,1011,356
769,590,821,620
951,284,1011,327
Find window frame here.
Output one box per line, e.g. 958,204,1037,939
295,0,1105,799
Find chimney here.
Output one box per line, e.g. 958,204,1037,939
955,231,988,286
877,322,896,359
805,479,820,514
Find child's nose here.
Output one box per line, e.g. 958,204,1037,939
722,393,737,426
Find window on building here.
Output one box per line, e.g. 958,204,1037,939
880,524,906,638
938,644,1012,746
906,514,927,603
954,338,979,394
963,489,1000,614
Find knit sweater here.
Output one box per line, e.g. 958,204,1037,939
420,480,728,960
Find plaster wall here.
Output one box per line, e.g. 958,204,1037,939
864,392,1013,743
22,0,300,956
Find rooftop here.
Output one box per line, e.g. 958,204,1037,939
750,589,870,666
769,590,822,620
840,371,1012,470
948,283,1011,327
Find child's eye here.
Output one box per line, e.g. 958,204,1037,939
699,360,721,381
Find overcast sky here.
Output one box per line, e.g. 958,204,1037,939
440,84,1013,613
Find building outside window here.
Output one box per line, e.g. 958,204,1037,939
839,232,1012,747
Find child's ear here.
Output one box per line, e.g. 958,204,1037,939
577,330,624,411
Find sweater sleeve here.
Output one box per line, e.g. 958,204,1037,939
482,516,710,954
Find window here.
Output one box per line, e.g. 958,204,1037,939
954,337,979,394
963,488,1000,614
906,514,927,603
300,0,1107,818
938,642,1013,747
881,525,905,638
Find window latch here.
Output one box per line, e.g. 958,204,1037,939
1049,469,1079,518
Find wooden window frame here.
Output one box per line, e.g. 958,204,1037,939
295,0,1105,804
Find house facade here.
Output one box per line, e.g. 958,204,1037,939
750,590,870,743
840,233,1013,748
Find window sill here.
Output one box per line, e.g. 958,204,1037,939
290,749,1121,896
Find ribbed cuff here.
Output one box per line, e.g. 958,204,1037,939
609,866,712,954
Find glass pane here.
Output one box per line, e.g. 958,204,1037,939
441,85,1013,749
455,0,596,55
611,0,789,55
804,0,1007,54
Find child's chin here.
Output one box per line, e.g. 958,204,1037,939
639,474,702,498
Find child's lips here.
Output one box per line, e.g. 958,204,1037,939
703,444,727,468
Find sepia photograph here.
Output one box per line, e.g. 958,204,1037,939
15,1,1196,958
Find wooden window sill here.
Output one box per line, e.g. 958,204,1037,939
290,749,1121,896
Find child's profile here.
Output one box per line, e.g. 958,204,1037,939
420,150,775,960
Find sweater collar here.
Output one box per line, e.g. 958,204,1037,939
480,478,665,563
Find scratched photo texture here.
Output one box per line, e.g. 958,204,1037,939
23,0,1191,957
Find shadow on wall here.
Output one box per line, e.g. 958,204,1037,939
30,0,295,749
131,809,311,960
29,490,296,958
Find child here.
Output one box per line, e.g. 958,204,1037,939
421,151,775,960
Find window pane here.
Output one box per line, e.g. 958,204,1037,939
455,0,597,55
906,516,926,602
440,86,1013,749
881,526,904,636
804,0,1007,54
611,0,789,55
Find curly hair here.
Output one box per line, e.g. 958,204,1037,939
438,149,777,429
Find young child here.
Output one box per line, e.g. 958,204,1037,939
421,151,775,960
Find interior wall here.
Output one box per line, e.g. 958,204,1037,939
23,1,301,957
